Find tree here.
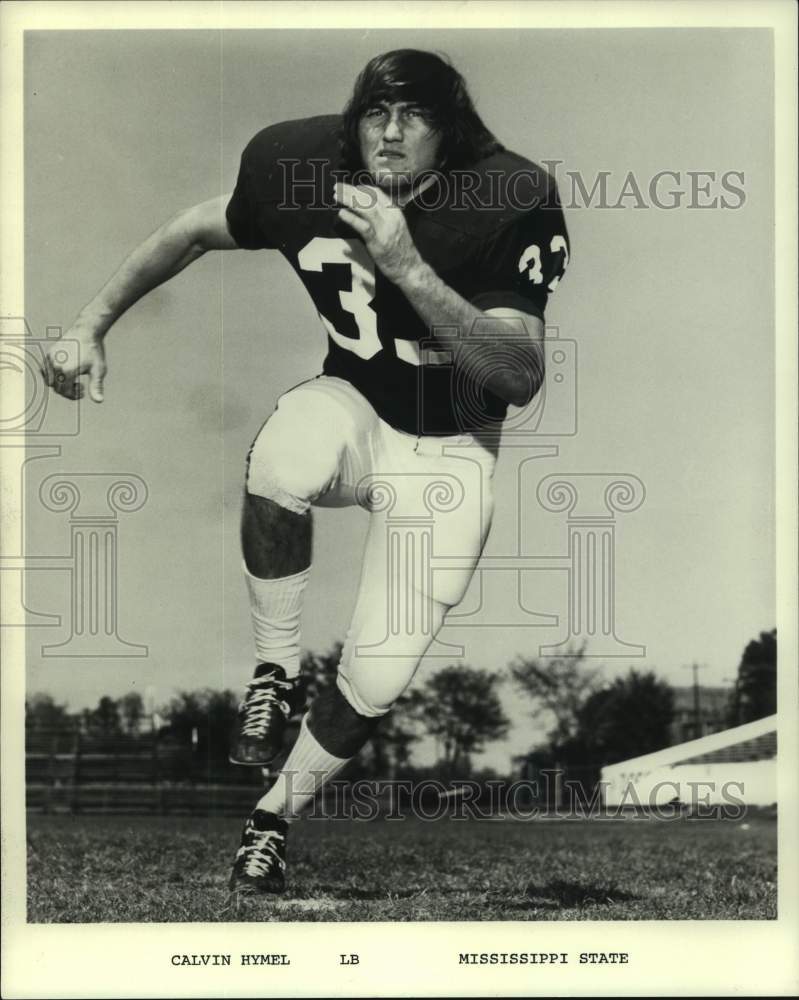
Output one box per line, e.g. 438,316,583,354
86,695,122,736
300,642,342,699
119,692,144,735
361,695,420,778
408,664,509,774
510,641,603,745
574,670,674,766
727,628,777,726
161,688,240,770
25,693,72,732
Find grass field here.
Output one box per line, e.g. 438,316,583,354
27,812,777,923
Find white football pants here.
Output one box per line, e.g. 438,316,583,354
246,376,497,717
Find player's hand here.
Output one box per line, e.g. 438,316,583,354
41,322,107,403
334,182,423,284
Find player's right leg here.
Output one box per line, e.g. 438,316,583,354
230,380,360,766
230,379,386,895
229,494,311,765
247,426,498,835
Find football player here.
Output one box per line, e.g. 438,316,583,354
42,49,569,896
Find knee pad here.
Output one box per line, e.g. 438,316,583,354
335,670,391,720
246,397,341,514
335,597,449,718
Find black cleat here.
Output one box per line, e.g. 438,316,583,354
229,809,288,895
229,663,305,766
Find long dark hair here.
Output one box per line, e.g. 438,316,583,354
340,49,503,171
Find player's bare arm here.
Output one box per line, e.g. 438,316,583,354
42,193,239,402
335,181,544,407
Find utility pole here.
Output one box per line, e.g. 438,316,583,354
683,662,707,739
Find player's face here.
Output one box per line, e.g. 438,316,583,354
358,101,442,192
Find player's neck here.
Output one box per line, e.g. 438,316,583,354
381,172,439,208
403,173,438,207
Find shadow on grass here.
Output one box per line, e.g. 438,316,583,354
506,879,641,912
291,879,641,910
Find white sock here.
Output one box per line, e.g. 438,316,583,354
243,562,310,678
257,715,350,820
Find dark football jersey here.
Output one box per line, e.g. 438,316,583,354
226,114,569,435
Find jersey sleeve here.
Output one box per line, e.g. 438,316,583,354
225,130,280,251
470,187,570,321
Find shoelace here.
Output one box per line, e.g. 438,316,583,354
237,827,286,877
239,678,295,736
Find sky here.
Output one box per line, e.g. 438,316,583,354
22,28,775,771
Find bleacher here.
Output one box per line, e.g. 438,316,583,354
25,726,264,815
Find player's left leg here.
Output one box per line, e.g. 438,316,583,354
332,431,497,725
249,575,452,834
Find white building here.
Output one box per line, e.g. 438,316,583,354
600,714,777,807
